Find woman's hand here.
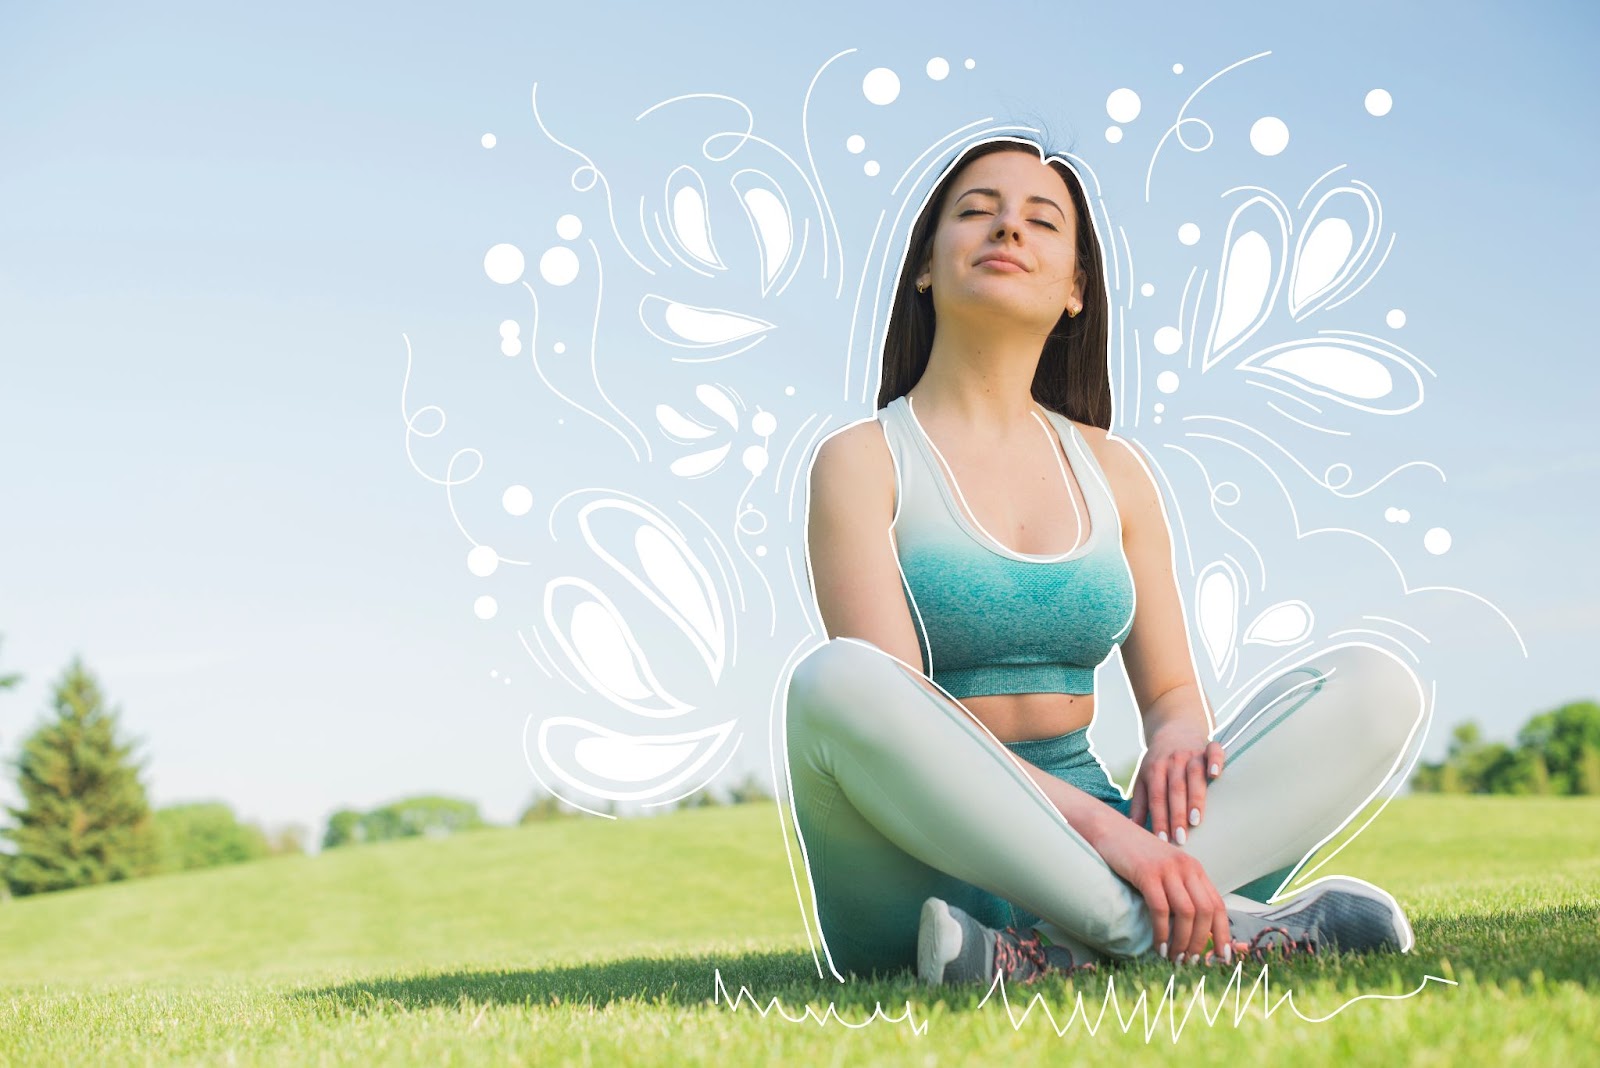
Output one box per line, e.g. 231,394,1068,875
1128,721,1226,846
1094,816,1231,963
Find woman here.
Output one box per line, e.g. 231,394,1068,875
785,137,1426,985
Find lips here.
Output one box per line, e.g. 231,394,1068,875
975,252,1027,271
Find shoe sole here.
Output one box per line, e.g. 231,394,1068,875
1267,877,1414,953
917,897,963,985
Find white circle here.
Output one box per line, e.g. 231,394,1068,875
556,214,582,240
1384,506,1398,521
742,445,768,475
490,669,499,677
1250,116,1290,156
1365,88,1394,117
1398,509,1411,523
1153,415,1163,424
751,411,777,436
1424,527,1452,555
863,67,901,105
1156,371,1180,394
1153,402,1165,413
864,160,880,177
1178,223,1201,246
1105,126,1123,144
468,545,499,577
499,319,519,338
502,485,533,515
473,595,498,620
481,133,497,149
539,246,580,286
964,58,975,70
846,134,866,154
1106,88,1142,124
553,341,566,354
1172,63,1184,74
1153,326,1183,355
755,545,767,557
500,338,521,357
1140,283,1155,297
784,385,795,395
483,243,525,284
1386,308,1407,329
926,57,949,80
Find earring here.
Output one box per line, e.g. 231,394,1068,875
1067,304,1079,318
917,280,930,293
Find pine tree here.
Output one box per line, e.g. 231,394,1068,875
2,657,157,895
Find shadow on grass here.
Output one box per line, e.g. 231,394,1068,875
296,903,1600,1017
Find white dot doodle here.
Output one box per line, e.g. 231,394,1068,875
1153,402,1165,413
1384,507,1398,522
468,545,499,577
1178,223,1201,246
1106,88,1141,124
500,337,521,357
752,410,777,436
490,669,499,678
1397,509,1411,523
1153,415,1163,424
1154,326,1183,355
481,133,496,149
863,67,900,105
1156,370,1180,394
926,57,949,80
1250,116,1290,156
499,319,519,338
1141,283,1155,297
484,243,525,284
1386,309,1407,329
1365,88,1394,117
1424,527,1452,554
964,58,975,70
503,485,533,515
473,595,498,620
756,545,768,557
742,445,769,475
556,213,582,239
1172,63,1184,74
846,134,865,154
864,160,880,177
539,246,580,286
1105,126,1123,144
553,341,566,354
784,385,796,395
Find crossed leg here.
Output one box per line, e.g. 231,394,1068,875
783,637,1426,979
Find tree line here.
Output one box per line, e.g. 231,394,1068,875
1410,700,1600,795
0,635,773,899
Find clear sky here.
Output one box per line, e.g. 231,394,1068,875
2,0,1596,847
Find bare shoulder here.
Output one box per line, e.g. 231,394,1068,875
1070,421,1163,531
809,415,895,510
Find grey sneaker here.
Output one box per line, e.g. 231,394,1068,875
1223,877,1413,962
917,897,1089,985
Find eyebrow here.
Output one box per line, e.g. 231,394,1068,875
954,187,1066,218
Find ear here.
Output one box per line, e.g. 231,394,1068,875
915,258,932,291
1069,268,1086,311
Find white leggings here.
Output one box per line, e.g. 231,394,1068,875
783,638,1426,978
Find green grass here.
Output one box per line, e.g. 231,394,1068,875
2,796,1597,1065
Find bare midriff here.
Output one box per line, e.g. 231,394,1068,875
961,692,1095,744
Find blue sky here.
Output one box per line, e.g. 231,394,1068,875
1,0,1596,845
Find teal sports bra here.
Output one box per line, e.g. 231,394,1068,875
878,395,1136,698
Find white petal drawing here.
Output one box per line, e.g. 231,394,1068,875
1244,600,1314,646
656,403,717,441
1288,183,1381,318
666,165,723,269
1202,195,1288,371
578,499,727,683
1196,562,1238,678
542,577,694,718
535,716,737,801
731,168,794,295
696,383,739,430
669,442,731,478
1237,338,1423,414
639,295,775,348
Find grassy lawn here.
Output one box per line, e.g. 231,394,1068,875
2,795,1597,1065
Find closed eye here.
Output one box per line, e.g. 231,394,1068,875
959,208,1058,231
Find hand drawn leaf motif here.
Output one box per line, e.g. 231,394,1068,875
730,168,795,295
1288,183,1381,318
1201,195,1289,371
639,295,775,349
534,716,737,801
1196,562,1239,678
1243,600,1314,646
1237,338,1424,415
666,165,724,270
542,577,694,718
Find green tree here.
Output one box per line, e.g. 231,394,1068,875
727,772,773,804
2,658,157,895
321,796,488,849
322,808,363,849
1516,701,1600,794
151,802,271,874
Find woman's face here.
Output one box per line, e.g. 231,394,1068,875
916,149,1085,331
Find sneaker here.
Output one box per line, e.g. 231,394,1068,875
1217,876,1413,963
917,897,1090,985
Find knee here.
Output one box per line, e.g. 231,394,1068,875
786,637,880,737
1320,644,1426,757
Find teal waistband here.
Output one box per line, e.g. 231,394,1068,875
1003,726,1127,810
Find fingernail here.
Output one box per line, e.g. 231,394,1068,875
1175,953,1185,965
1210,763,1221,777
1158,831,1168,843
1159,942,1168,960
1223,944,1233,965
1175,826,1187,846
1189,807,1200,827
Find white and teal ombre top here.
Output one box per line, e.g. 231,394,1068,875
879,394,1136,699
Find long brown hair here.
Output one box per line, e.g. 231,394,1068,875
874,138,1113,429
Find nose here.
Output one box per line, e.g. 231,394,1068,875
992,205,1023,242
